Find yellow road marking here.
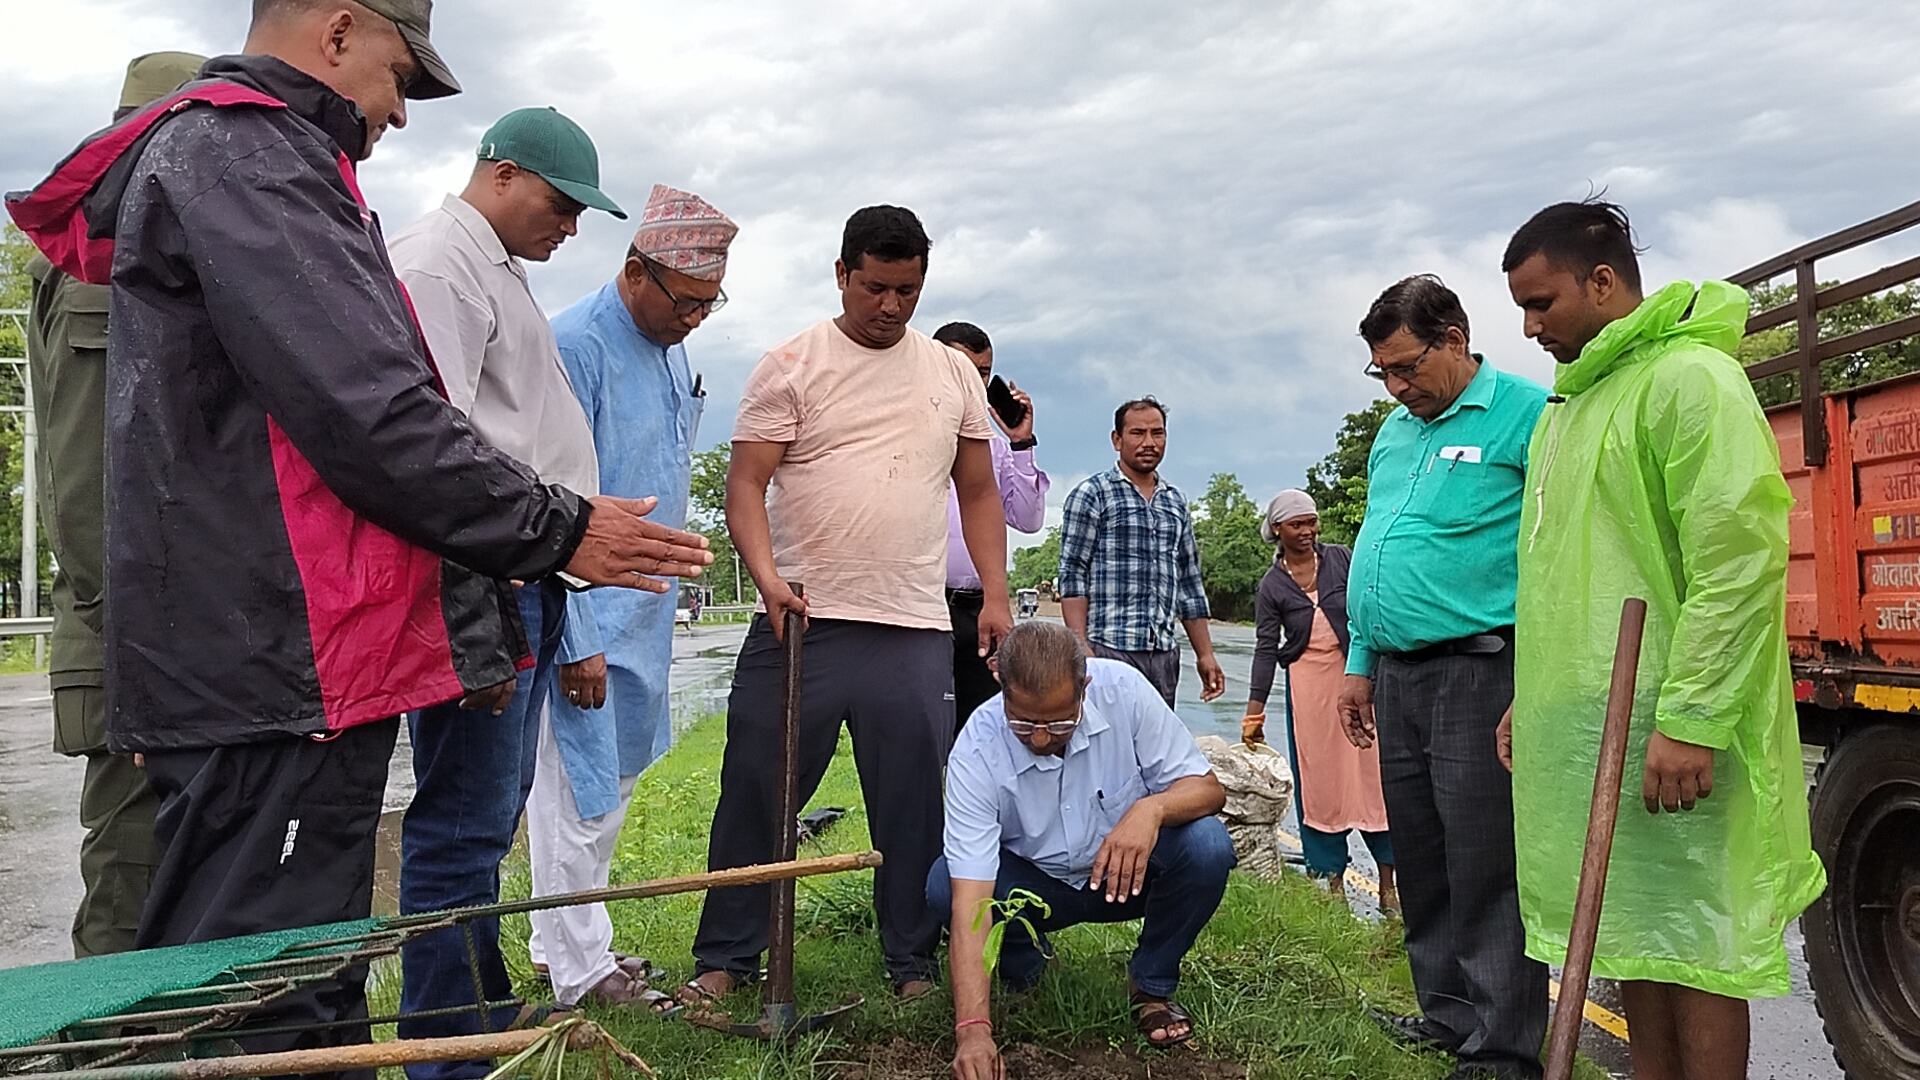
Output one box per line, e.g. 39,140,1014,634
1275,827,1631,1042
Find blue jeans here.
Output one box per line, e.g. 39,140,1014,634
398,580,564,1079
925,816,1235,997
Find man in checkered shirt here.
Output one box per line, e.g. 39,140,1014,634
1057,397,1225,708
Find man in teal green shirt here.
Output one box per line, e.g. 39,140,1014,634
1335,275,1550,1080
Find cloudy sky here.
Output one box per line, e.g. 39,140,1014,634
7,0,1920,542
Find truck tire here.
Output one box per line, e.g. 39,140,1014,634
1806,723,1920,1079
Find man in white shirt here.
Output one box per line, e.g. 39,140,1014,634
934,621,1234,1079
386,106,626,1068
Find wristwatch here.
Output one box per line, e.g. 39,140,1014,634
1009,436,1038,451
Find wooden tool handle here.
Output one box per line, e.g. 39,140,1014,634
1543,597,1648,1080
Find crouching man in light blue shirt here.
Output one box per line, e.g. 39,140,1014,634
931,621,1234,1077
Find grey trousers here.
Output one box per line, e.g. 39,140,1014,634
694,616,954,986
1375,647,1548,1079
1090,641,1180,708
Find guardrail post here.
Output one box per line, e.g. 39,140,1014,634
21,348,40,666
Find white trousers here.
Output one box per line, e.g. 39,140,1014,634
526,709,637,1005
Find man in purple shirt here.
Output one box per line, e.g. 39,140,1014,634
934,322,1049,730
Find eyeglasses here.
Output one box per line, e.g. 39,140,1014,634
1006,696,1083,737
1006,717,1081,737
1364,340,1434,382
640,257,728,317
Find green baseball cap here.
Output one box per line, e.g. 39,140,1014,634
356,0,461,100
476,107,626,219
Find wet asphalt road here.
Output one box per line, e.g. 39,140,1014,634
0,622,1845,1075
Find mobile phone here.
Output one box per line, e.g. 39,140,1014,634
987,374,1028,429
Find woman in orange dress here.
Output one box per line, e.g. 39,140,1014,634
1242,490,1395,912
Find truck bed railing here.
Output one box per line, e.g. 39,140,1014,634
1733,199,1920,466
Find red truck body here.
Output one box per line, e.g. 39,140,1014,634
1777,378,1920,699
1741,200,1920,1080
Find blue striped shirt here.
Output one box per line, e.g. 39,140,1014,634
1057,467,1210,651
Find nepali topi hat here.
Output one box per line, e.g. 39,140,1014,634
631,184,738,282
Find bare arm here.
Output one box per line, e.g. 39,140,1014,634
954,437,1012,657
725,440,808,640
1055,484,1099,654
948,877,1002,1080
1061,597,1092,654
1184,617,1225,701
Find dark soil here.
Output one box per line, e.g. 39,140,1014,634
840,1037,1247,1079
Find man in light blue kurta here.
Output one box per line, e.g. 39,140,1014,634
524,186,738,1006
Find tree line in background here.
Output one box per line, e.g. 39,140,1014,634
688,446,756,606
1742,278,1920,406
1005,401,1394,622
1027,276,1920,623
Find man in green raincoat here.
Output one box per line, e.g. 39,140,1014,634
1499,201,1825,1080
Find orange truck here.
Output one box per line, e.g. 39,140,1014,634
1736,199,1920,1080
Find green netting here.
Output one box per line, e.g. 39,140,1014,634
0,918,380,1049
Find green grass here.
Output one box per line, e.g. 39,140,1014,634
371,714,1610,1079
0,636,46,674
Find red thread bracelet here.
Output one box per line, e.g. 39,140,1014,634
954,1017,992,1033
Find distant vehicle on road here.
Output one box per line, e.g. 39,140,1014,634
676,583,711,628
1016,589,1040,619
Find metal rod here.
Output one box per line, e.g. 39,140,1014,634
9,852,881,1059
764,582,805,1011
55,980,305,1032
383,849,880,928
1543,597,1648,1080
460,920,492,1033
5,998,524,1059
28,1023,614,1080
80,980,306,1073
226,943,398,977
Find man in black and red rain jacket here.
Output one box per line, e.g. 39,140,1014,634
6,0,709,1057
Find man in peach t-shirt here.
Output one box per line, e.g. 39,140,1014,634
684,205,1013,1003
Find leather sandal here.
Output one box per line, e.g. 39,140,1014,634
1129,988,1194,1049
577,968,674,1011
667,968,742,1018
533,952,656,980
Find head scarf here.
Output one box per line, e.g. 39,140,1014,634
1260,489,1317,544
630,184,737,282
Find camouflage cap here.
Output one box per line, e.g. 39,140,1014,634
119,51,208,110
356,0,461,99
